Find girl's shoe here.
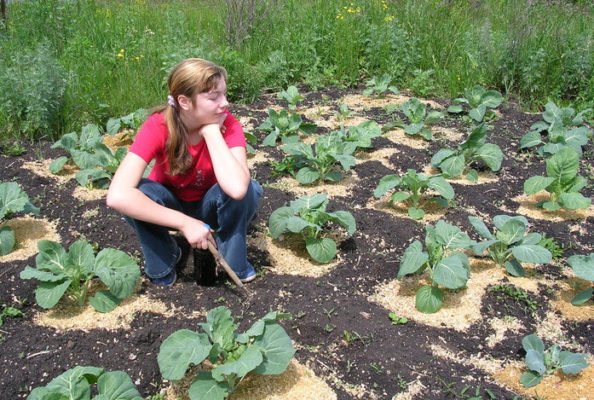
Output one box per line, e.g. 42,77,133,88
150,270,177,286
238,269,257,283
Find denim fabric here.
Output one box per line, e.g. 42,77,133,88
125,178,263,281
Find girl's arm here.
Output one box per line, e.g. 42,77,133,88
106,152,214,249
200,123,250,200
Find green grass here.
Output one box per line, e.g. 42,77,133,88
1,0,593,140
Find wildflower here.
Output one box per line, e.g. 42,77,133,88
384,15,395,23
117,49,125,59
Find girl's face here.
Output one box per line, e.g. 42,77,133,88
189,78,229,126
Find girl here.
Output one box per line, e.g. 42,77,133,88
107,58,262,286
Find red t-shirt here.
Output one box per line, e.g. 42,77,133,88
129,111,246,201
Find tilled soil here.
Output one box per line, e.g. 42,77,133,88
0,86,593,400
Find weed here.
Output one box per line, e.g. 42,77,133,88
324,323,336,333
369,362,383,373
489,284,538,313
388,312,408,325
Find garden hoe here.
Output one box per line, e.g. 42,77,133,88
207,242,250,294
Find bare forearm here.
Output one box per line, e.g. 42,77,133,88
107,188,190,231
203,132,250,199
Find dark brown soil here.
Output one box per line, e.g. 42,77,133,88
0,87,592,400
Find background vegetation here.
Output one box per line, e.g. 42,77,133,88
0,0,593,142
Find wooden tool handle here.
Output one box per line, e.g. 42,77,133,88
207,242,247,291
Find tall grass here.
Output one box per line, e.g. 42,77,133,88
0,0,592,141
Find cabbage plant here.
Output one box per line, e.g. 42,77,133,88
398,220,475,313
258,108,317,146
374,169,454,220
363,74,399,97
431,123,503,181
20,239,140,312
27,366,142,400
158,306,295,400
0,181,39,256
447,85,502,123
520,101,592,157
566,253,593,305
277,85,303,110
397,98,444,140
268,193,356,263
50,123,127,189
523,147,591,211
520,333,588,388
469,215,552,277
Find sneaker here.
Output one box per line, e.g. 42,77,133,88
238,268,257,283
194,249,217,286
173,235,191,273
150,270,177,286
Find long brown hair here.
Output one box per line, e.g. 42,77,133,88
155,58,227,175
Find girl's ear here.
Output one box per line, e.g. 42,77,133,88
177,95,192,111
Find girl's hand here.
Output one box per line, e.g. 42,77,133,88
180,217,216,250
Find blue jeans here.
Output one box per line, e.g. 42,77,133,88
125,179,263,281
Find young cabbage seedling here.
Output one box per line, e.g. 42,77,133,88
280,133,357,185
50,123,128,189
566,253,594,305
27,366,142,400
398,220,475,313
158,306,295,400
447,85,503,123
257,108,317,146
520,101,592,157
520,333,588,388
106,107,148,135
277,85,304,110
268,193,356,263
374,169,455,220
20,239,141,312
468,215,552,277
0,181,39,256
397,98,444,141
523,147,591,211
363,74,399,97
431,123,503,181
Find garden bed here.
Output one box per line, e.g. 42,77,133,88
1,86,593,399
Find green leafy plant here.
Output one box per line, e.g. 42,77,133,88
520,102,592,157
520,333,588,388
388,98,444,140
398,220,475,313
447,85,503,123
27,366,142,400
0,182,40,256
257,108,317,146
468,215,552,277
0,305,23,326
363,74,399,97
489,284,538,313
431,123,503,181
538,234,564,260
268,193,356,263
157,306,295,400
374,169,455,220
566,253,593,305
20,239,140,313
50,123,128,189
278,134,357,185
277,85,304,110
0,42,67,139
335,120,382,151
388,312,408,325
523,147,591,211
105,107,147,135
335,103,357,122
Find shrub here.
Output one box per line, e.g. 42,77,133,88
0,42,67,140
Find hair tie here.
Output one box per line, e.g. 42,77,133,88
167,95,177,108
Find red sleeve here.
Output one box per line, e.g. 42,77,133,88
222,111,247,148
129,113,168,163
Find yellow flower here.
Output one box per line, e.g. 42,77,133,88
117,49,125,59
384,15,395,23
